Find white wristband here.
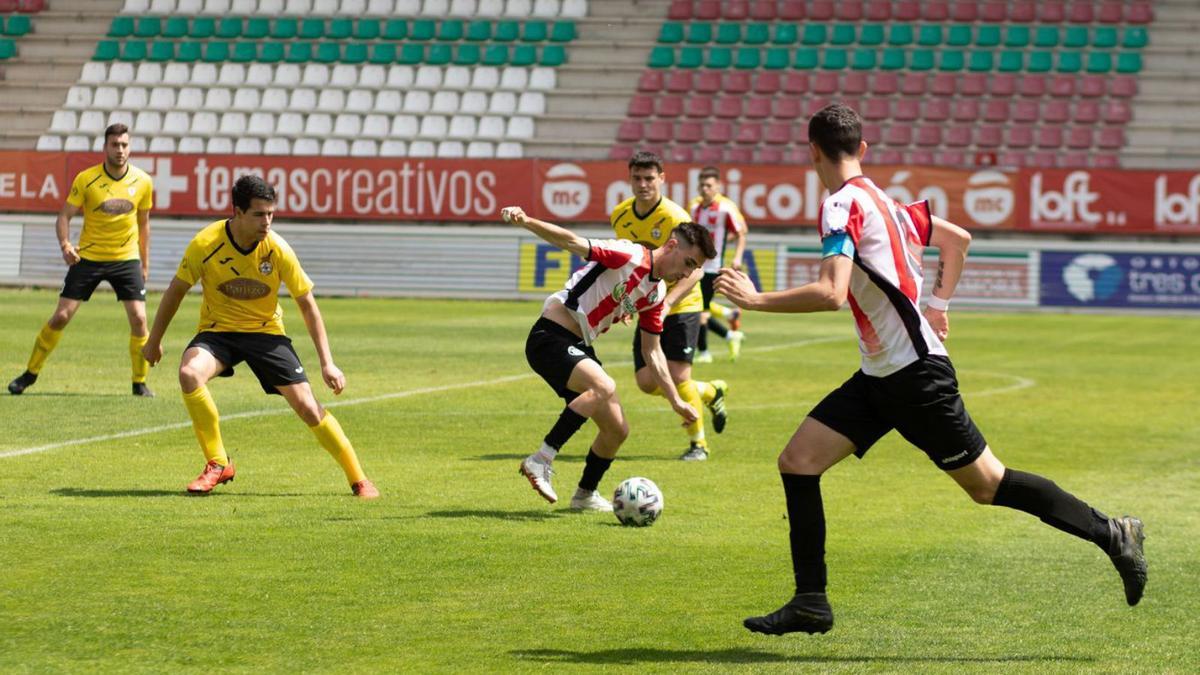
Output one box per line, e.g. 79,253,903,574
926,295,950,311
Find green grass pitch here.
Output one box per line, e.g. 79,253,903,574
1,287,1197,673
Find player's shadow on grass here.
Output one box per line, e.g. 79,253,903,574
426,509,565,521
511,648,1094,666
468,453,677,463
51,487,313,498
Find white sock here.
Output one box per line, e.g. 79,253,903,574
535,443,557,464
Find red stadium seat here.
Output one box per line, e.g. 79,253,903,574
812,71,838,95
646,120,673,143
1059,152,1088,167
900,73,928,96
684,96,713,118
1029,152,1058,168
1126,2,1153,24
638,71,664,93
1078,75,1105,98
843,71,869,95
617,121,643,142
976,126,1003,148
784,146,810,164
893,1,920,20
1066,2,1093,23
667,146,695,163
1038,1,1066,22
676,121,704,143
1049,75,1075,98
997,152,1025,168
657,95,684,118
750,0,777,20
862,98,890,121
806,97,832,116
983,99,1009,123
893,99,920,121
724,70,751,94
735,122,762,144
1006,125,1034,148
950,2,978,22
1042,100,1069,123
839,97,862,116
1013,101,1039,123
959,73,987,97
782,72,810,94
930,73,957,96
1009,1,1036,22
773,97,802,119
944,126,971,147
1109,76,1137,98
609,144,635,160
715,96,742,118
695,0,720,20
764,122,792,144
908,150,935,165
1097,128,1125,149
1036,127,1063,148
666,70,693,93
952,99,979,122
865,1,891,20
872,72,899,95
1097,2,1123,23
792,123,809,143
756,147,784,163
991,73,1017,96
725,147,754,163
745,96,772,119
916,125,942,146
980,2,1006,21
924,99,950,122
627,95,653,117
17,0,44,11
0,0,18,10
835,1,863,21
872,149,904,164
723,0,749,19
1102,101,1132,124
779,0,805,20
1018,75,1046,97
753,71,781,94
1066,128,1092,149
861,122,883,144
808,1,835,21
695,70,722,93
1092,154,1120,168
667,0,692,20
936,150,966,166
1072,100,1100,124
921,1,949,21
884,124,912,146
696,146,724,164
707,120,733,143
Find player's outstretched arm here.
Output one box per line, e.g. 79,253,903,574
56,203,82,266
640,331,698,425
715,254,852,314
500,206,590,258
294,292,345,395
924,215,972,340
143,276,191,365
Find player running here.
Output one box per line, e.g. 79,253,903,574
689,166,747,363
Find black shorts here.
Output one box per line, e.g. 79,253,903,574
808,355,987,471
701,272,718,309
61,258,145,302
187,331,308,396
525,317,600,402
632,311,701,370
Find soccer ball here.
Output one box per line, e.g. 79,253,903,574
612,477,663,527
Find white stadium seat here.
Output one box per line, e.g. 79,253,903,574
123,0,151,12
505,0,531,16
303,64,330,88
64,86,93,110
408,140,435,157
379,139,406,157
561,0,585,17
207,137,233,154
65,136,92,151
350,139,378,157
449,0,477,16
359,64,386,89
37,135,63,151
317,89,346,113
330,64,358,88
162,111,190,135
78,111,106,134
290,88,317,110
275,64,302,87
120,87,148,110
366,0,394,15
149,0,176,13
263,137,291,155
247,112,275,135
178,137,205,153
390,115,418,137
176,87,203,112
261,88,288,112
204,88,232,111
477,115,504,139
235,137,263,154
293,138,320,155
231,88,261,112
362,114,389,138
49,111,76,134
80,62,106,84
191,63,217,86
488,91,516,115
414,66,442,90
131,136,149,155
284,0,313,14
108,110,134,128
442,66,471,90
304,113,333,136
162,63,190,85
518,92,545,115
496,141,523,158
437,141,465,158
321,139,349,156
229,0,257,13
402,90,431,114
476,0,503,15
418,115,447,139
148,136,177,153
218,64,246,87
202,0,231,13
259,0,285,13
108,63,135,85
531,0,558,17
394,0,420,15
421,0,449,16
499,67,528,90
246,63,273,84
220,112,247,135
506,116,534,139
277,112,304,136
136,63,163,85
431,91,459,114
529,67,556,90
470,66,499,91
386,65,414,89
135,111,162,134
341,0,367,13
191,112,218,135
374,89,402,113
93,86,120,110
466,141,494,158
177,0,204,13
147,87,176,111
447,115,476,139
333,113,362,137
345,90,374,113
460,91,487,114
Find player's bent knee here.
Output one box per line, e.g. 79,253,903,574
777,448,826,475
966,482,999,505
592,375,618,401
178,365,203,390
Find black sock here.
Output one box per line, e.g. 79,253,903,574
781,473,827,595
698,324,709,352
544,407,587,450
577,449,613,492
992,468,1112,551
706,316,729,339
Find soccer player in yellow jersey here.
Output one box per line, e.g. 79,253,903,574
141,175,379,499
610,151,729,461
689,166,748,363
8,123,155,396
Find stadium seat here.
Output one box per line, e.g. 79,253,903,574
64,86,93,110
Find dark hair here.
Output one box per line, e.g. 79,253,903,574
670,221,718,261
628,150,664,174
807,103,862,161
232,174,277,211
104,123,129,142
698,166,721,181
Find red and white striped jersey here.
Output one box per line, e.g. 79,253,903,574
819,175,945,377
688,194,747,274
543,238,667,346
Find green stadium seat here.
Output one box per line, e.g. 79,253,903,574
793,47,818,69
244,18,269,40
273,18,298,40
1086,52,1112,73
1027,50,1052,72
203,41,229,63
735,46,759,69
648,45,673,68
231,41,256,63
851,49,875,70
888,24,913,46
763,47,788,69
399,43,424,64
658,21,682,43
343,43,366,64
830,24,855,46
1063,26,1088,48
439,19,464,41
189,17,214,39
258,42,283,63
880,48,906,70
859,24,884,46
177,41,202,62
216,18,242,39
108,17,134,38
822,48,847,69
410,19,435,41
0,39,14,60
455,43,481,65
299,19,324,40
976,25,1000,47
551,21,576,42
1005,26,1030,48
772,24,797,45
968,50,992,72
493,21,518,42
426,43,451,65
316,42,341,63
135,18,160,39
686,23,712,44
370,42,396,64
1116,52,1142,73
149,40,175,61
121,40,147,61
707,46,732,68
1123,28,1148,49
482,44,507,65
998,50,1023,72
383,19,407,40
164,17,191,38
744,23,768,45
4,15,29,36
522,20,547,42
1056,51,1081,73
329,18,353,39
801,24,826,45
678,46,703,68
909,49,935,71
1092,27,1117,49
509,44,535,66
94,40,120,60
540,44,565,66
1033,26,1058,48
286,41,312,63
353,18,378,40
468,20,492,42
946,25,971,47
918,25,942,46
716,23,741,45
939,50,964,71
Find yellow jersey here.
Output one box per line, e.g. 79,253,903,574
610,195,701,315
66,163,153,262
174,220,314,335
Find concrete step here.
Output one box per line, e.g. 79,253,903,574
0,62,86,84
532,117,619,140
546,92,631,115
588,0,669,18
10,39,97,61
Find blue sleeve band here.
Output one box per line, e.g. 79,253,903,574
821,231,854,259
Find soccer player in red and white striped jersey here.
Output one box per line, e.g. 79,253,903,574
689,166,748,362
502,206,714,511
718,104,1146,635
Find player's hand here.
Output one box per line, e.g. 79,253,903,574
142,340,163,366
923,306,950,341
500,206,528,225
619,313,633,326
672,401,699,426
61,244,80,266
322,362,346,395
713,267,758,309
142,266,149,282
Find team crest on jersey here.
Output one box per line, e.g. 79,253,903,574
651,227,662,240
646,287,659,304
259,260,273,275
127,187,136,196
611,282,637,315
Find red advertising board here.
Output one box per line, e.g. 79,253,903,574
1016,168,1200,235
0,151,66,212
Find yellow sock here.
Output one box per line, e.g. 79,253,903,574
710,302,730,321
181,386,228,466
675,380,707,447
130,334,149,384
696,380,716,405
26,323,63,375
310,411,367,484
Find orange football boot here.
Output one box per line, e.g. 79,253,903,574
187,459,236,494
351,479,380,499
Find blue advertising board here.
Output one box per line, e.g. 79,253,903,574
1041,251,1200,309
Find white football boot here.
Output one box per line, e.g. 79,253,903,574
519,454,557,504
569,488,613,512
